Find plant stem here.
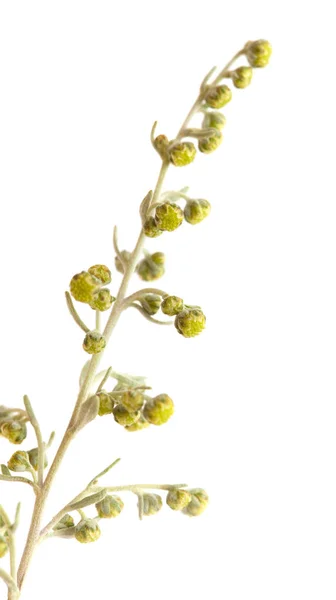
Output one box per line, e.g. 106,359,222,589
16,47,244,593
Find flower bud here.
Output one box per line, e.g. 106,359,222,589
198,130,223,154
136,256,165,281
69,271,101,303
97,391,115,416
184,199,211,225
154,203,184,232
89,289,115,311
139,293,162,315
151,252,165,265
83,331,106,354
53,514,75,531
166,489,192,511
28,447,48,471
204,84,232,108
1,421,27,445
121,390,144,412
161,295,184,316
7,450,31,472
142,493,163,516
143,216,163,238
202,111,226,131
174,308,206,337
124,414,150,432
182,488,209,517
95,494,124,519
231,66,253,89
153,134,169,159
115,250,131,274
143,394,174,426
75,519,101,543
169,142,197,167
245,39,272,68
88,264,112,285
113,404,140,426
0,535,8,558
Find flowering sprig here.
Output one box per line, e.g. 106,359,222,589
0,39,271,599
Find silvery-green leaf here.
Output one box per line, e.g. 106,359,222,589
67,488,107,511
52,525,77,539
75,395,99,431
1,464,11,476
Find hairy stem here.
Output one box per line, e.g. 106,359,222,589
16,47,244,593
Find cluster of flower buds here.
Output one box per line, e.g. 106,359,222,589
96,383,174,430
151,39,271,169
161,295,206,338
51,494,125,545
138,488,209,518
7,444,48,474
132,292,206,337
49,486,207,547
0,406,27,445
69,264,116,355
166,488,209,516
69,264,115,311
143,192,211,238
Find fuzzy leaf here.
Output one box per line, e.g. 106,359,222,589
68,488,107,511
52,525,77,539
74,395,99,432
1,464,11,476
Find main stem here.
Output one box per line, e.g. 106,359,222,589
16,160,169,591
15,48,243,594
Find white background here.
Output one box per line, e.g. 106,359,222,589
0,1,335,599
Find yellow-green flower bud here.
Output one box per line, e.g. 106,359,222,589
161,295,184,316
166,489,192,511
69,271,101,304
202,111,226,131
155,203,184,232
95,494,124,519
89,288,115,311
1,421,27,445
198,130,223,154
0,535,8,558
184,199,211,225
174,308,206,337
7,450,31,472
139,293,162,315
124,414,150,432
121,390,144,412
153,134,169,159
169,142,196,167
53,514,75,531
231,66,253,89
204,84,232,108
143,216,163,238
142,493,163,516
151,252,165,265
136,256,165,281
88,264,112,285
115,250,131,274
245,39,272,68
143,394,174,426
97,391,115,416
28,447,48,471
182,488,209,517
75,519,101,543
113,404,140,426
83,331,106,354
